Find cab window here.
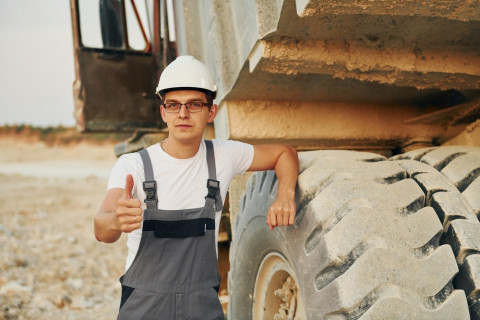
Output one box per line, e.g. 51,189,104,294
77,0,153,52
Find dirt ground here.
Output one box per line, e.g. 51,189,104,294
0,136,126,319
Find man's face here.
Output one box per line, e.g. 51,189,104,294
160,90,217,144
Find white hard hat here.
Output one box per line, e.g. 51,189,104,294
156,55,217,99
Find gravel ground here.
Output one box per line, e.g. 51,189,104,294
0,138,127,320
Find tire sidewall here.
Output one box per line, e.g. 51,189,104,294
229,206,293,319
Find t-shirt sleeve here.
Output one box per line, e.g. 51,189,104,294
107,153,142,193
214,139,254,175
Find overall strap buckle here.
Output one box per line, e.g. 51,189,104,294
206,179,220,200
143,180,158,203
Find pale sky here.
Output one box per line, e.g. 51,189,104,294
0,1,76,127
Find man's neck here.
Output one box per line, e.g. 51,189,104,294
161,137,202,159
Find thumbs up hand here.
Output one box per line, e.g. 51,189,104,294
115,174,143,233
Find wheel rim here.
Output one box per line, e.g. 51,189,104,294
253,252,307,320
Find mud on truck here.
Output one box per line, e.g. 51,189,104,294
70,0,480,319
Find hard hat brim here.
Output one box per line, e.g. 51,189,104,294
157,87,217,100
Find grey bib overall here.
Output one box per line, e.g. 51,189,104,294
118,141,224,320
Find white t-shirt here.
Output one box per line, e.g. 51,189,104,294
107,139,254,271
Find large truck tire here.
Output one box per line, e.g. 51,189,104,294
228,147,480,319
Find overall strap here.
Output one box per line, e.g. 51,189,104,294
205,140,217,181
139,149,158,210
204,140,223,211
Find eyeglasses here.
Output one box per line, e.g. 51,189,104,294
162,102,209,113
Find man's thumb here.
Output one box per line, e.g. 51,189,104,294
124,174,134,199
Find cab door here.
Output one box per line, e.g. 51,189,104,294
70,0,176,132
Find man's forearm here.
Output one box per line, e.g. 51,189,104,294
94,211,122,243
274,146,299,197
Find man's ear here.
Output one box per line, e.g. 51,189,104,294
160,105,167,122
207,104,218,123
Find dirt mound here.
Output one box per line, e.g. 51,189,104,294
0,125,127,147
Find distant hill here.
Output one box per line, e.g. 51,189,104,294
0,125,128,146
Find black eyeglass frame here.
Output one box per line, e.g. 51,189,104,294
162,102,210,113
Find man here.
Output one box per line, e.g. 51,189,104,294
94,55,298,319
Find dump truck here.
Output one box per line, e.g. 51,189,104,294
70,0,480,318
